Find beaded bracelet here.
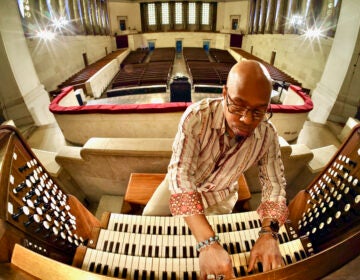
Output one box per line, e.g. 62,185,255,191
258,228,280,240
196,235,220,252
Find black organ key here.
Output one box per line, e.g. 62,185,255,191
167,226,171,235
183,271,189,280
235,242,241,253
165,246,170,258
294,252,301,261
162,271,167,280
115,242,120,253
173,227,177,235
148,245,153,257
245,240,251,251
171,271,176,280
103,240,108,251
141,245,146,256
152,225,157,234
155,246,159,257
150,271,155,280
124,243,129,254
257,262,263,272
240,266,247,276
217,224,221,233
113,223,118,231
222,224,227,232
223,243,229,252
285,254,292,264
89,262,95,272
109,241,114,252
133,269,139,280
133,225,137,233
233,267,239,277
229,243,235,254
189,246,194,258
113,267,119,277
228,223,233,231
249,220,254,229
124,224,128,232
235,222,241,231
102,265,108,275
183,246,187,258
172,246,177,257
131,244,136,256
148,225,152,234
241,221,246,230
158,226,162,235
138,225,143,233
121,268,127,278
141,270,147,280
182,226,186,235
95,264,102,274
191,271,197,280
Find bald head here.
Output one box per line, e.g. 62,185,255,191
226,60,272,102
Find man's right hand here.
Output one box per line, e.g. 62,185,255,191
199,242,235,280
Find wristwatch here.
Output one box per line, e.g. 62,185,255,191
269,219,280,233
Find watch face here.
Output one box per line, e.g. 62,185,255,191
270,220,279,232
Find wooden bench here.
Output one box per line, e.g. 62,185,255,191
123,173,252,214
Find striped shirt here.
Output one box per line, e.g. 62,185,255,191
168,98,289,224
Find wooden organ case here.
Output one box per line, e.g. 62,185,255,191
0,125,100,265
0,124,360,279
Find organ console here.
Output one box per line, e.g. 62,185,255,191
1,124,360,279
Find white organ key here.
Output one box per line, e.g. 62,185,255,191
158,257,167,280
94,230,104,251
110,252,120,277
129,254,139,280
166,256,174,280
151,257,159,279
104,252,115,276
107,230,116,253
144,255,154,279
137,256,147,279
93,249,103,273
123,254,132,280
179,258,188,279
231,253,242,276
144,234,152,257
186,257,197,279
172,258,181,280
100,250,109,274
134,233,143,256
81,247,94,271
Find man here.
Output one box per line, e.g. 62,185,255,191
143,60,288,279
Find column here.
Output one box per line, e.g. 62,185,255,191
273,0,287,33
248,0,256,34
0,0,55,126
309,0,360,123
265,0,277,33
258,0,268,33
253,0,262,33
284,0,298,34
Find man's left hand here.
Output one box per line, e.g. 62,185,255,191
247,233,284,272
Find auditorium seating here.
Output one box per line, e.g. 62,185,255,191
183,47,210,61
209,48,237,64
120,48,149,67
230,48,301,86
111,61,173,89
56,49,128,96
149,47,175,62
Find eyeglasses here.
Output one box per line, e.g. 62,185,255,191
225,91,272,121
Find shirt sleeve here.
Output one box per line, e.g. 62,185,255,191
256,124,289,225
168,107,205,216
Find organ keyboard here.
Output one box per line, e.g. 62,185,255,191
1,124,360,279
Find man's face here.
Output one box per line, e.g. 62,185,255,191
222,83,270,138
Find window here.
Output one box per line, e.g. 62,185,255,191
175,2,182,24
202,3,209,25
161,3,169,24
188,3,196,24
148,3,156,25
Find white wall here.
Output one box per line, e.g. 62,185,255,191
26,36,113,92
242,34,333,91
128,32,230,50
108,2,142,35
217,1,249,33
